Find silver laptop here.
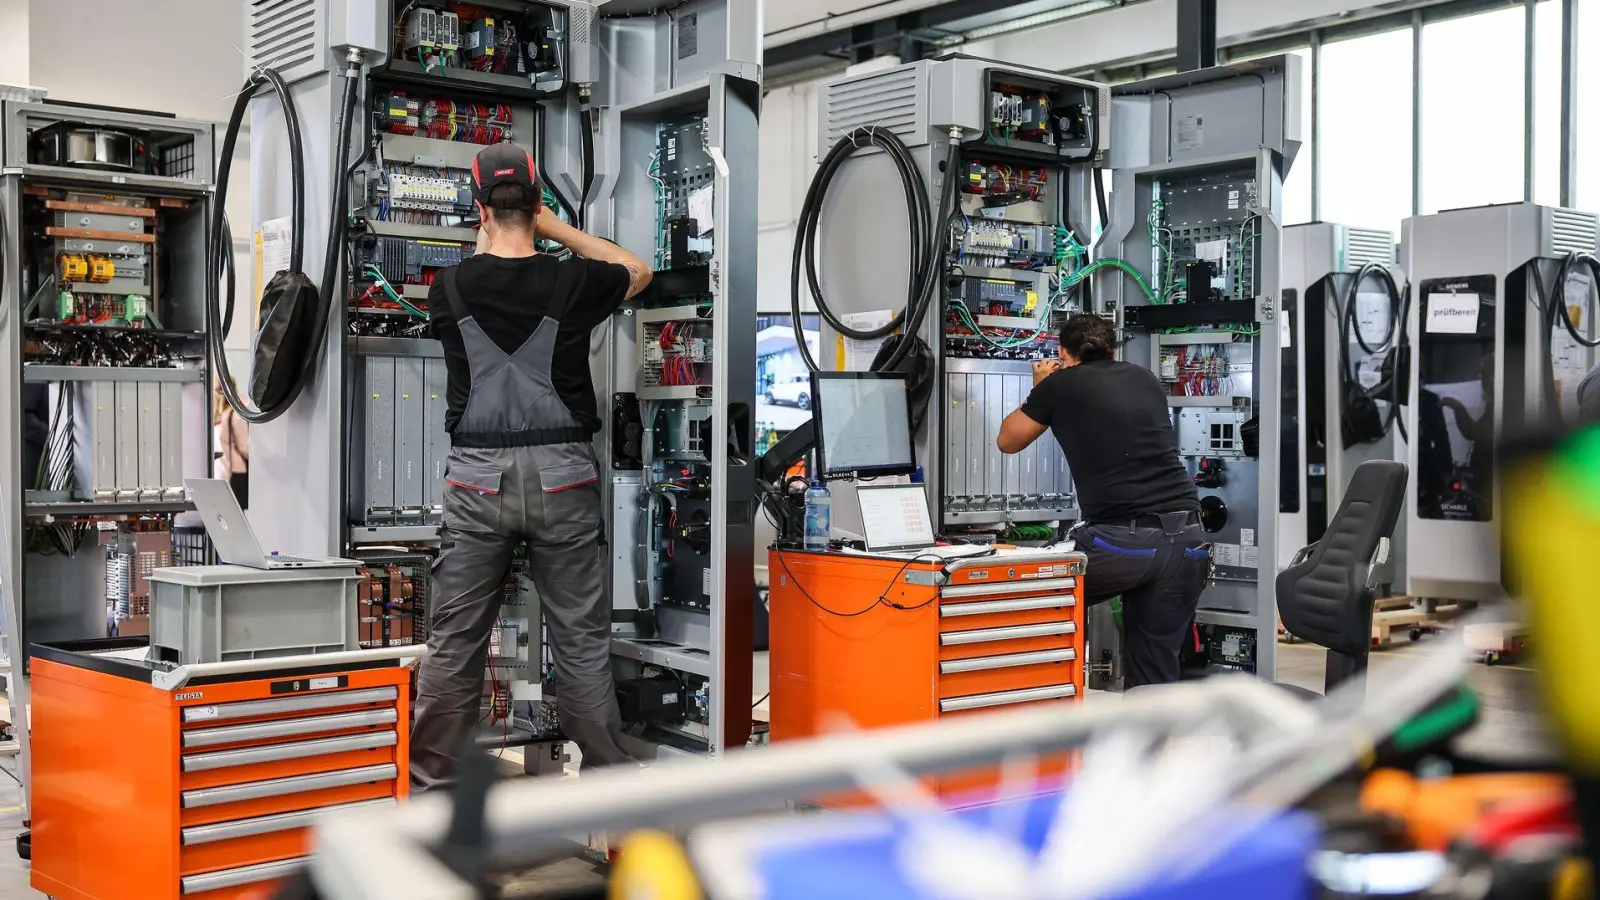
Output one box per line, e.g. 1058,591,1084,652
185,479,355,569
855,483,991,559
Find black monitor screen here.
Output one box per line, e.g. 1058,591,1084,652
813,372,916,479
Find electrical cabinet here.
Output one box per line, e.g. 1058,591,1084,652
247,0,760,758
811,57,1107,539
1097,56,1304,685
0,95,217,823
1400,204,1599,602
1280,223,1405,580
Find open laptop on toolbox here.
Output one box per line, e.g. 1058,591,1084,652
855,483,993,560
185,478,355,569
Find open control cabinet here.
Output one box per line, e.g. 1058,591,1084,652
598,5,761,755
1096,56,1304,687
241,0,758,762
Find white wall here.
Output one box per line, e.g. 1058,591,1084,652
0,0,27,86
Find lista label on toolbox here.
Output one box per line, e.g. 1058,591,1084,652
270,675,349,695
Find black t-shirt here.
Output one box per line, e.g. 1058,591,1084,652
1020,359,1199,522
428,253,631,433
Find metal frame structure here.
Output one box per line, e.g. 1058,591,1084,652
1097,55,1303,684
245,0,761,758
0,99,218,820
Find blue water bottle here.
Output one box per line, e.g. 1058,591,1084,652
803,480,831,550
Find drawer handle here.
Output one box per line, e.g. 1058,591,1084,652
182,798,395,845
940,577,1077,600
183,687,398,724
181,764,397,808
939,683,1077,712
181,856,308,894
940,648,1076,674
940,595,1076,617
184,708,398,748
941,622,1076,646
182,731,397,772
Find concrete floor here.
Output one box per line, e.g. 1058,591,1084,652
0,641,1550,899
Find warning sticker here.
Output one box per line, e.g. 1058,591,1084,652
1175,116,1204,152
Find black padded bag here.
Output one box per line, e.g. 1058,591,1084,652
250,270,321,410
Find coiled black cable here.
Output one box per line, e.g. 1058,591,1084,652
1338,262,1410,442
1549,251,1600,349
790,128,959,373
208,57,361,424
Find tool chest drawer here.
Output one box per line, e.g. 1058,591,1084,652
31,642,416,900
934,565,1083,713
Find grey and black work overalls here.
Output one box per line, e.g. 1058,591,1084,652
410,268,634,790
1068,511,1211,690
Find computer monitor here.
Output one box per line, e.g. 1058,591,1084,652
811,372,916,479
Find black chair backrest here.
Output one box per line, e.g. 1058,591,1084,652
1277,459,1409,657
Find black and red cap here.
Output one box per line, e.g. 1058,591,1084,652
471,141,540,207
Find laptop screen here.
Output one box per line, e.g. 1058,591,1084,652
857,484,935,552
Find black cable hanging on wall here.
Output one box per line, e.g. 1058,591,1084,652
207,55,364,425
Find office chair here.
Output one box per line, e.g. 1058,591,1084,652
1276,459,1410,696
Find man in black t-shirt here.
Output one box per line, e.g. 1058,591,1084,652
996,314,1209,688
411,143,652,790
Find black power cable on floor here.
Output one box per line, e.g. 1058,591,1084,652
790,127,962,374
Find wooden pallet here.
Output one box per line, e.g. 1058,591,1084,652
1370,596,1464,647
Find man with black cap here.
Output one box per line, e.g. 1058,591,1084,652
410,141,652,789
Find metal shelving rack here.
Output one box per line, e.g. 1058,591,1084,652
0,98,216,826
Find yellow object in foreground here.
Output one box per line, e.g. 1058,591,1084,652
610,830,702,900
1504,425,1600,771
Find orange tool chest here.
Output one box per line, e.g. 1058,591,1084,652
768,547,1086,797
29,639,415,900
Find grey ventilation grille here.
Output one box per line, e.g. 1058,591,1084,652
822,65,926,153
248,0,325,84
1345,228,1396,268
567,1,594,44
1549,208,1599,255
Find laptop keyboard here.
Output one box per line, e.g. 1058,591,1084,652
270,555,317,564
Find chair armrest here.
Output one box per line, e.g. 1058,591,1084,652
1365,537,1392,590
1289,541,1318,568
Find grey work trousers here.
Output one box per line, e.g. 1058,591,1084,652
410,445,635,791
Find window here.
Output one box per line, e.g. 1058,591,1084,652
1581,0,1600,211
1532,0,1563,206
1419,7,1527,214
1320,29,1414,236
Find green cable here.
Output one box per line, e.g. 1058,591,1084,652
1063,257,1160,303
365,266,429,320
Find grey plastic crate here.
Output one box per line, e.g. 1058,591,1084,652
148,565,362,665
